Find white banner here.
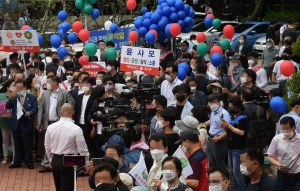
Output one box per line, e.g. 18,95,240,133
173,145,193,178
129,151,149,187
16,99,24,120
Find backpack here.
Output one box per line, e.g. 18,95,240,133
132,148,153,172
245,106,270,149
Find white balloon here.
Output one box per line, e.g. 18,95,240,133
104,21,112,30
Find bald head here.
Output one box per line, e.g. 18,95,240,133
61,103,74,118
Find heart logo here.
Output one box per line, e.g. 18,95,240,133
15,32,22,38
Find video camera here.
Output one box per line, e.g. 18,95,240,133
102,120,136,138
120,83,160,101
253,95,269,107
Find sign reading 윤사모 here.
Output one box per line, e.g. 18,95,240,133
120,46,160,75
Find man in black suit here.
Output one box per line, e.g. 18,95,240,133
241,87,265,120
266,20,277,42
74,77,96,157
70,71,90,101
234,35,251,69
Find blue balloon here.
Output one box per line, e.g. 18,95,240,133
165,24,172,37
141,7,148,15
134,20,143,29
62,22,70,33
154,9,162,17
58,29,66,39
158,20,167,31
162,6,172,17
161,16,169,23
58,10,68,22
170,7,177,13
169,13,178,22
178,62,190,73
158,0,166,5
210,53,223,67
57,46,68,59
184,17,193,26
160,2,168,9
204,17,213,28
156,5,161,10
178,11,186,20
175,0,184,10
68,33,78,44
182,26,192,33
178,20,185,29
58,24,62,31
110,23,119,33
270,97,287,113
26,27,33,30
37,34,43,46
138,27,148,38
50,34,61,49
178,68,187,81
151,13,160,24
190,19,195,27
136,16,143,20
189,9,195,18
143,19,152,28
91,8,100,20
184,4,190,15
145,32,156,44
132,27,138,31
167,0,175,7
144,12,152,19
149,24,159,31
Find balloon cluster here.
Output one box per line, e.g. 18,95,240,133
129,0,195,44
178,62,189,81
75,0,100,19
21,25,43,46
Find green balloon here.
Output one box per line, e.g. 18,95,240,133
85,42,97,56
106,37,114,42
83,4,93,15
75,0,84,10
197,43,208,57
106,48,117,61
220,39,230,50
212,19,221,29
88,0,97,5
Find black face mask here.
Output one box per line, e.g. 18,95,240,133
176,94,186,102
228,107,237,115
97,98,104,103
283,55,290,60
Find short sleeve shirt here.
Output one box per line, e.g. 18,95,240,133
261,47,279,67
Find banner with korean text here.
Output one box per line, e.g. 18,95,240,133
0,101,12,118
79,62,106,77
120,46,160,75
1,30,40,52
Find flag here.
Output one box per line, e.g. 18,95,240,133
129,151,148,187
16,99,24,120
173,145,193,178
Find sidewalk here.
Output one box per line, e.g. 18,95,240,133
0,164,92,191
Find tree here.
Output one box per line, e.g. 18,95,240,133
247,0,263,21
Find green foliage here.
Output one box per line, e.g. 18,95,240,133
240,16,250,22
264,10,300,22
284,72,300,111
292,36,300,58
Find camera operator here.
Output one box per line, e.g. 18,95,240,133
88,86,111,157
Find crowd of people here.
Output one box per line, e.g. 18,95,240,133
0,19,299,191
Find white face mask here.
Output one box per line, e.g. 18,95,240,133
266,44,272,48
191,65,195,70
17,90,25,96
46,83,52,90
240,77,246,83
190,87,196,93
66,75,73,81
165,74,172,82
231,63,238,68
281,130,294,138
162,170,176,181
125,77,131,82
212,87,221,94
64,58,71,62
156,121,164,129
106,66,112,72
240,162,255,176
248,60,255,67
210,104,219,112
99,46,105,51
209,184,223,191
150,149,165,161
96,80,102,85
239,39,244,44
34,83,41,90
82,86,90,93
181,145,188,153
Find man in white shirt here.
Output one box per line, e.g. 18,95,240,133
37,75,75,173
160,62,183,105
98,40,106,61
60,68,74,90
42,49,53,65
272,48,298,82
279,21,289,42
247,51,267,88
34,61,47,83
70,71,90,101
44,103,89,191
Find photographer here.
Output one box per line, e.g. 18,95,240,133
88,86,111,157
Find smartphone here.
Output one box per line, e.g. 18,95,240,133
63,155,86,167
92,158,103,166
280,166,290,173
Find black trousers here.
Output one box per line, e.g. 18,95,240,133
52,154,75,191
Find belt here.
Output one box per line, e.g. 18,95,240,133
209,134,219,138
280,170,300,178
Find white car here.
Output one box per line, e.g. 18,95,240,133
177,21,240,49
253,36,279,57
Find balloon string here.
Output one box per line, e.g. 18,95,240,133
84,14,87,30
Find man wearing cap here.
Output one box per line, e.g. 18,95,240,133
229,55,244,92
177,130,208,191
261,39,279,81
176,116,200,136
158,41,173,71
248,51,268,88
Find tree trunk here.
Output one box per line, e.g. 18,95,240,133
231,0,236,21
247,0,263,21
281,0,284,12
215,0,223,18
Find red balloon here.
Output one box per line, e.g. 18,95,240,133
78,29,90,42
210,45,223,55
127,0,137,11
149,30,158,39
170,23,181,37
223,24,235,39
129,31,139,42
196,32,206,43
21,25,30,30
206,14,215,19
280,60,295,77
72,21,83,33
79,56,88,65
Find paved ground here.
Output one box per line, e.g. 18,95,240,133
0,164,92,191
